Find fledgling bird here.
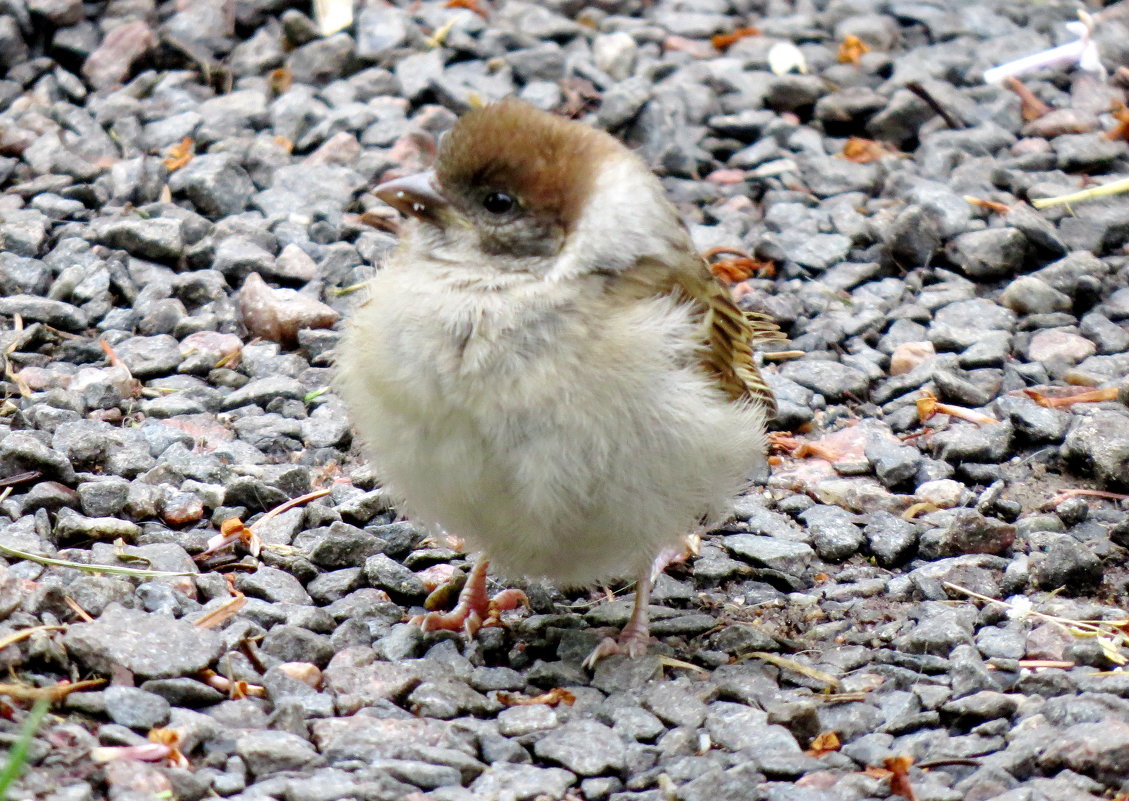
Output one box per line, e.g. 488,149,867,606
336,98,781,665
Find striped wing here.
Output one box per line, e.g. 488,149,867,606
613,254,784,416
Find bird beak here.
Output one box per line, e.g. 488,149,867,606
375,171,448,222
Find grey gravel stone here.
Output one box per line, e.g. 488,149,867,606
364,553,426,599
236,566,312,605
707,702,801,753
113,335,182,379
1062,410,1129,490
864,512,919,567
96,217,184,261
63,605,223,679
799,505,864,562
221,375,307,411
168,153,255,219
946,228,1027,280
468,763,576,800
236,730,325,778
779,359,869,402
1030,538,1103,592
54,507,141,542
724,535,814,575
534,719,625,776
999,275,1072,315
0,432,77,484
0,295,88,330
102,686,171,729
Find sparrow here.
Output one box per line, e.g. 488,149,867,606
335,98,781,666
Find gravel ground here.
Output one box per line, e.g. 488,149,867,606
2,0,1129,799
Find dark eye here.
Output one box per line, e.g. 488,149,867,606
482,192,516,215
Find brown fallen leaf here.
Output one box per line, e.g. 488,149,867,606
703,246,776,283
1107,99,1129,142
163,137,194,171
1004,76,1050,122
806,731,842,756
268,67,293,95
840,136,897,163
497,688,576,707
885,755,917,801
195,517,260,561
769,433,845,462
963,195,1012,215
445,0,488,16
711,26,760,51
148,728,189,768
838,34,870,64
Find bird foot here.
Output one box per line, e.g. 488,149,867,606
582,623,650,670
411,588,528,637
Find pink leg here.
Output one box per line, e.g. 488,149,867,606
583,564,653,669
410,559,528,637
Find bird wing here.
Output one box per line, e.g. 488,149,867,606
612,254,784,416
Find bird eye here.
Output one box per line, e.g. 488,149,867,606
482,192,516,215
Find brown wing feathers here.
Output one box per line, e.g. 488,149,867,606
693,274,782,416
614,255,783,416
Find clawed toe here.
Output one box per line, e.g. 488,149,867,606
410,607,486,636
582,628,651,670
410,559,528,639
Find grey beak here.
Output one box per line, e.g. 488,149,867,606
375,171,447,221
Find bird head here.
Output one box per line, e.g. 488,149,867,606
375,98,689,280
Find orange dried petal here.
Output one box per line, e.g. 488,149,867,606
711,26,760,51
837,34,870,64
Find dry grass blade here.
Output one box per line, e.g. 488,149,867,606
819,691,874,703
656,656,709,675
252,488,332,529
0,544,194,578
0,679,105,702
945,582,1129,665
0,471,42,489
1012,659,1075,669
1050,488,1129,504
0,626,66,651
192,591,247,629
740,651,840,688
1031,175,1129,209
63,597,94,623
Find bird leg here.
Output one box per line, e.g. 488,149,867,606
583,563,654,669
410,558,528,637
